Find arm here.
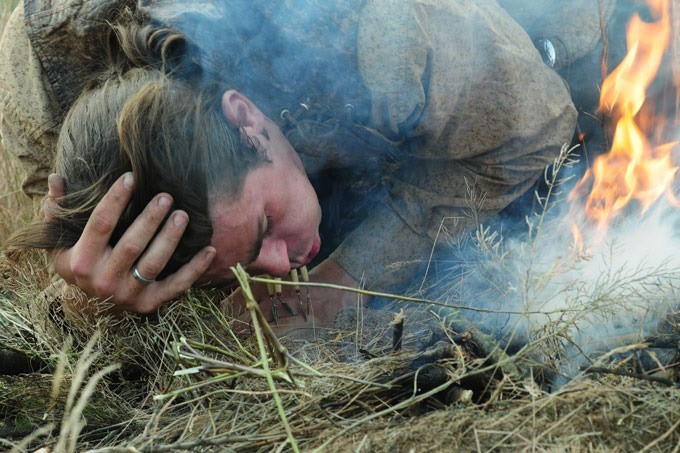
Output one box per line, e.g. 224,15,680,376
497,0,617,67
244,0,580,333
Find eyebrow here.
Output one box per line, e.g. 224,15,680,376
244,215,266,266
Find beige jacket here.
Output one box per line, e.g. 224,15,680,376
0,0,581,289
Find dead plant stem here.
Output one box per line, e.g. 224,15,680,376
233,264,300,453
250,276,578,316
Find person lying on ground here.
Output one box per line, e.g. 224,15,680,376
0,0,594,330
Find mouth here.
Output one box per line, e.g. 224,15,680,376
301,233,321,266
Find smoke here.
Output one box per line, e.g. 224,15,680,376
530,204,680,384
142,0,366,119
427,152,680,387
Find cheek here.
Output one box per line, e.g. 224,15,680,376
299,181,320,218
271,177,319,236
290,197,317,230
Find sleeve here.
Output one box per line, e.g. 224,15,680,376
331,0,577,290
0,6,62,199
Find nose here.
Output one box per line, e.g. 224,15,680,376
248,239,291,276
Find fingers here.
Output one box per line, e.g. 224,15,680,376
107,194,177,277
77,172,135,258
47,171,221,315
131,210,188,280
151,246,216,305
88,192,198,309
87,245,215,316
44,173,65,223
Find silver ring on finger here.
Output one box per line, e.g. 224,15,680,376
132,265,155,285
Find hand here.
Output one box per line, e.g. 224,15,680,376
46,173,216,314
229,258,363,337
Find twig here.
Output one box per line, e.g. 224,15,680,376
644,335,680,349
250,276,579,316
392,310,404,352
123,433,290,452
640,417,680,452
233,264,300,453
583,366,679,387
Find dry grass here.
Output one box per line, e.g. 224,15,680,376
0,243,678,452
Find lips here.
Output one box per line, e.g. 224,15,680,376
302,233,321,265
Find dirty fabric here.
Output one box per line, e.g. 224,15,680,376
0,0,582,291
498,0,617,67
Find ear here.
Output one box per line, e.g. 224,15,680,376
221,90,266,131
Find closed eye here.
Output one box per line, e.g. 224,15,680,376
244,215,269,265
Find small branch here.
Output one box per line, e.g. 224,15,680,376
643,335,680,349
582,366,679,387
176,338,293,383
392,310,404,352
249,276,577,316
233,264,300,453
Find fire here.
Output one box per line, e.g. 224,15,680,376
569,0,679,248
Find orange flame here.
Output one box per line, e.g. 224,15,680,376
569,0,679,249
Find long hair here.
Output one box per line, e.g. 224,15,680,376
7,20,268,278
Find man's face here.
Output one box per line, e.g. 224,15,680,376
197,117,322,286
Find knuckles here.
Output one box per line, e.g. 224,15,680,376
89,212,116,235
90,277,117,299
68,255,95,282
119,241,145,259
147,202,172,224
141,259,164,276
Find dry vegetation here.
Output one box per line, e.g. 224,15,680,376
0,2,679,452
1,249,679,452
